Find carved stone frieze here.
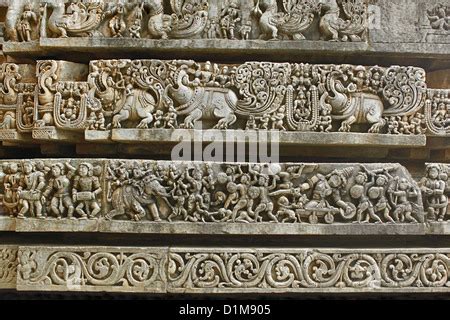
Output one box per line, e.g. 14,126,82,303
3,0,367,43
0,62,37,140
16,246,167,292
2,59,430,137
10,246,450,293
1,59,448,143
168,248,450,293
0,159,441,226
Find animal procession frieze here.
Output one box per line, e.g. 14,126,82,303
4,0,368,42
1,59,449,139
425,89,450,136
1,159,449,225
1,59,440,136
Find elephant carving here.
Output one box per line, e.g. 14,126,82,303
106,176,172,221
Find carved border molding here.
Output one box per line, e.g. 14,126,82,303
16,246,167,293
9,246,450,293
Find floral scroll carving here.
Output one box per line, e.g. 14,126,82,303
13,247,450,292
0,247,18,288
168,249,450,291
17,247,166,292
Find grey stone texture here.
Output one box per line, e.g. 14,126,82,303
8,245,450,293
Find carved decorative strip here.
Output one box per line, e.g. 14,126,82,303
11,246,450,293
425,89,450,136
34,59,428,135
1,59,449,140
4,0,368,43
16,247,167,292
1,159,449,227
0,246,18,289
168,248,450,293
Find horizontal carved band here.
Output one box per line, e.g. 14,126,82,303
7,246,450,293
0,159,448,231
0,246,18,289
0,59,448,146
5,0,368,42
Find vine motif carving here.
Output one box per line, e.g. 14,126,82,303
17,248,166,290
168,249,450,290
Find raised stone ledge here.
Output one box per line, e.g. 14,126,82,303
104,129,427,148
3,246,450,293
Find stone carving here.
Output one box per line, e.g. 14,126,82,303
4,0,368,42
169,248,450,291
24,59,427,134
0,159,429,224
219,0,243,40
147,0,209,39
252,0,319,40
5,1,41,42
0,63,37,139
17,247,167,292
45,1,105,38
10,246,450,293
0,60,448,142
319,0,367,42
420,164,449,222
425,89,450,136
16,4,41,42
421,3,450,43
0,160,103,220
0,247,18,289
36,60,58,128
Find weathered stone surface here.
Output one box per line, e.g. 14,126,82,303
10,245,450,293
0,0,448,301
0,246,18,289
168,247,450,293
0,159,448,234
1,58,448,150
1,0,450,69
16,246,167,293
